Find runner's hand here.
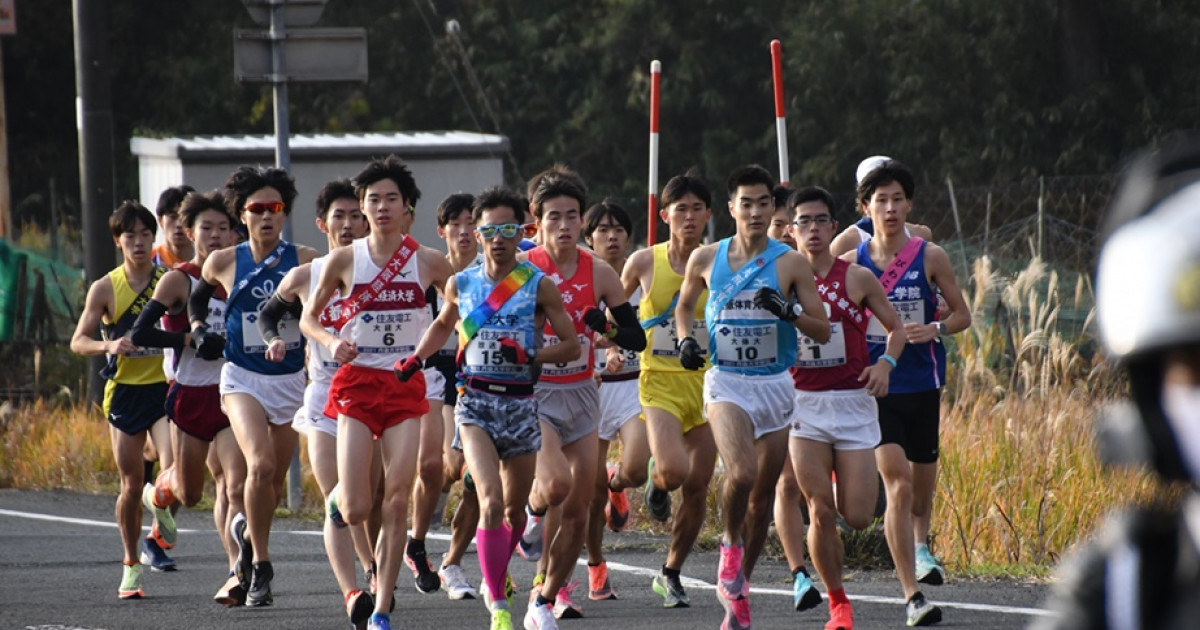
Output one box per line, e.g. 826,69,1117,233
678,336,704,370
859,361,892,397
328,338,358,364
394,355,423,382
754,287,799,322
107,336,135,356
498,337,533,365
264,338,286,362
191,328,226,361
583,307,613,336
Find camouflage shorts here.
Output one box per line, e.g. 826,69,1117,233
453,387,541,460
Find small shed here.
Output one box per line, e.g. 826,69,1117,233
130,131,509,250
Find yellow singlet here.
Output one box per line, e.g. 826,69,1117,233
639,242,710,373
102,266,167,386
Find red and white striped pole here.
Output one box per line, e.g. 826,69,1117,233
647,59,662,246
770,40,789,187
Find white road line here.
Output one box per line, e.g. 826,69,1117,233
0,507,1051,617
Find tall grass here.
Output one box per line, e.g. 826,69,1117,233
0,399,116,490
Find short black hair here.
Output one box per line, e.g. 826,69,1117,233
353,154,421,209
582,199,632,241
661,169,713,209
223,165,298,216
437,193,476,227
316,178,358,221
109,200,156,238
528,164,587,219
180,190,237,229
473,186,527,224
856,159,915,205
156,185,196,219
788,186,837,219
772,185,791,210
726,165,777,199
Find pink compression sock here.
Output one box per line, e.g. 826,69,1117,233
477,526,510,603
504,522,521,555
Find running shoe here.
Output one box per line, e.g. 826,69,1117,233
406,542,441,593
552,580,583,619
346,588,375,630
651,572,691,608
517,505,545,562
915,546,946,585
118,563,144,599
142,482,177,549
523,600,559,630
213,572,246,607
717,589,752,630
905,591,943,627
643,458,671,522
491,607,514,630
604,466,630,532
826,599,854,630
246,560,274,607
230,512,253,593
327,483,348,529
587,562,616,601
793,568,822,611
139,536,177,572
367,612,392,630
717,542,748,601
438,563,479,600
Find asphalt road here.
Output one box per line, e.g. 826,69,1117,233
0,489,1053,629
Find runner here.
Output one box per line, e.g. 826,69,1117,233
129,190,248,606
675,165,830,630
774,185,908,630
580,200,650,602
70,201,170,599
516,165,646,624
619,171,717,609
849,159,970,626
404,186,580,630
829,156,932,257
189,166,319,607
429,192,486,601
300,155,453,630
152,184,196,268
256,178,381,627
767,185,797,249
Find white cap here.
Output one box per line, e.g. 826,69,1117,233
855,155,891,185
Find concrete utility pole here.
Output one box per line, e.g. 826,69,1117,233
73,0,116,404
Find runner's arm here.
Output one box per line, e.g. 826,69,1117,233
70,278,127,356
786,252,832,344
258,265,307,346
300,249,352,358
537,276,582,365
674,246,710,341
590,262,646,352
620,249,648,300
130,269,191,349
410,275,460,362
915,245,971,343
854,265,906,396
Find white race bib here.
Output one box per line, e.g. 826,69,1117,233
242,312,301,353
464,328,524,378
866,300,924,344
796,322,846,367
348,309,421,354
650,319,709,358
541,333,592,378
714,323,777,368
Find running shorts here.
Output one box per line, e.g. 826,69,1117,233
876,389,941,464
639,370,706,435
789,388,880,451
219,362,306,426
598,377,641,442
293,380,337,438
104,381,168,436
703,369,795,439
423,365,446,403
325,364,429,439
454,385,540,460
169,382,229,442
536,380,600,446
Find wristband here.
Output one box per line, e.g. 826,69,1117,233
879,354,898,369
527,347,539,363
602,326,618,339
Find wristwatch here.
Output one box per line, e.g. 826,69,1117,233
526,347,539,364
788,302,803,322
935,321,947,336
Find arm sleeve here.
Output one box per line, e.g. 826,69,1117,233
129,299,186,349
607,302,647,352
187,280,219,328
257,293,302,344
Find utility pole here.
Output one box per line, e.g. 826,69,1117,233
74,0,116,404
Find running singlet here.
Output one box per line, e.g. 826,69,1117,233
339,238,430,371
103,266,166,385
856,239,946,393
152,243,184,269
706,239,797,376
791,259,869,391
434,253,484,357
224,241,304,375
597,288,641,379
640,243,709,372
527,246,596,385
164,262,227,387
307,257,341,385
456,264,543,384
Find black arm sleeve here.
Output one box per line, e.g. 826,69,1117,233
257,293,302,344
607,302,647,352
187,280,219,329
129,299,186,349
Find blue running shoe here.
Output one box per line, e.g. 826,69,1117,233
140,536,177,572
792,568,822,611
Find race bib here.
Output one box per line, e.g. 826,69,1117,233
714,323,777,368
242,312,301,353
796,322,846,367
464,328,525,378
348,309,421,354
650,319,709,358
127,345,165,359
866,299,925,344
541,333,592,378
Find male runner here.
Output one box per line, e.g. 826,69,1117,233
256,178,380,627
618,171,717,608
516,165,646,623
675,165,830,630
404,186,581,630
301,155,453,630
849,159,970,626
70,201,170,599
152,184,196,268
189,166,319,606
829,156,932,257
429,192,486,601
767,185,798,249
580,200,650,601
774,186,908,630
129,190,249,606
